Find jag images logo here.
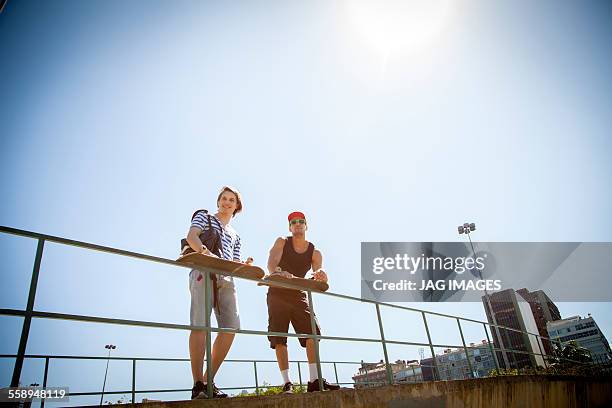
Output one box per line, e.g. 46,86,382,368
361,242,612,302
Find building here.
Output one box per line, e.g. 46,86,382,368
516,288,561,354
352,360,389,388
420,356,436,381
482,288,546,369
352,360,421,388
547,315,612,364
420,340,496,381
394,360,423,384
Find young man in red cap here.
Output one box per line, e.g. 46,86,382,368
266,211,341,393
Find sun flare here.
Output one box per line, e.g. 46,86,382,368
345,0,455,58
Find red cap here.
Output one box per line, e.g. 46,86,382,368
288,211,306,222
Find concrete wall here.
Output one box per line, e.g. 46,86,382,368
102,375,612,408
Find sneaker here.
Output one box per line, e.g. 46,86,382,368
209,383,228,398
191,381,207,399
282,382,294,394
307,378,341,392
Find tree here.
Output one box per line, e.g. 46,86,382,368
551,340,593,368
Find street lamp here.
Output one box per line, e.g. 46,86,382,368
457,222,510,369
100,344,116,406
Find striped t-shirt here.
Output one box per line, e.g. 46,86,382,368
191,211,241,286
191,211,240,288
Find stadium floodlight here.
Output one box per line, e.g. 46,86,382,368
100,344,117,405
458,222,476,235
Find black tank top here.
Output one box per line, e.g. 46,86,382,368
269,237,314,299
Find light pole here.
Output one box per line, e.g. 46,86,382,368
458,222,510,369
100,344,116,406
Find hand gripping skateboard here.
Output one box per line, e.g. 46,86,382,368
258,269,329,292
176,252,265,280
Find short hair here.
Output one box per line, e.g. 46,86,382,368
217,185,243,216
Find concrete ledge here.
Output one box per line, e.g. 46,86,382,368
82,376,612,408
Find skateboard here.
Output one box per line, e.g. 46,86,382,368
176,252,265,280
258,273,329,292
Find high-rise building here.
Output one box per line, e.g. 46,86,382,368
547,315,612,364
516,288,561,354
482,289,546,369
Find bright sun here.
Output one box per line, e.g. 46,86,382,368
345,0,455,58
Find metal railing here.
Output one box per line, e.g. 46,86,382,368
0,353,366,405
0,225,605,404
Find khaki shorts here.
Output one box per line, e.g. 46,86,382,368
189,269,240,330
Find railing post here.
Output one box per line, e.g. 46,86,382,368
333,362,339,385
483,323,499,371
253,361,259,396
541,335,551,367
297,361,302,387
411,364,416,383
204,271,213,399
375,304,393,385
497,326,512,369
11,239,45,387
535,334,547,369
306,290,323,390
421,312,439,381
40,357,50,408
456,318,474,378
131,359,136,403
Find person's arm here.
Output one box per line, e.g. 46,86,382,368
312,249,328,283
186,226,214,255
267,237,291,277
186,212,216,256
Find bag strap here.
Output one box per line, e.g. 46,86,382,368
206,212,221,254
189,208,223,257
191,208,208,221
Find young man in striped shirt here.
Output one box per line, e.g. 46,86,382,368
186,186,244,399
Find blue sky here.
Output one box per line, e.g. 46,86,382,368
1,0,611,404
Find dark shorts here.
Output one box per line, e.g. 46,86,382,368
267,292,321,349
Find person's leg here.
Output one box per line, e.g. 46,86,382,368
305,339,319,382
275,343,290,371
203,332,235,382
267,293,291,384
275,344,292,386
291,298,339,391
205,286,241,383
189,330,206,383
189,270,209,386
292,297,321,372
305,338,316,364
